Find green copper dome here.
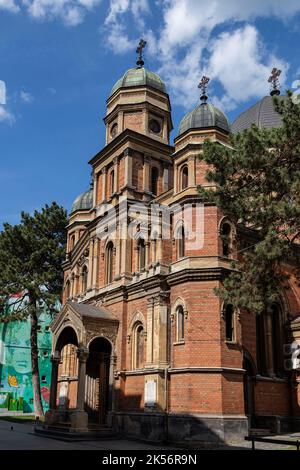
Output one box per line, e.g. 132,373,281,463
177,103,230,137
109,67,167,97
71,189,93,214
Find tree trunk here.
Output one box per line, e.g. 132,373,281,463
30,309,44,418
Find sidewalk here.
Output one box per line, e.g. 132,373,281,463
0,418,297,450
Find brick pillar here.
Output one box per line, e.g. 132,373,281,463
143,154,151,192
124,148,133,187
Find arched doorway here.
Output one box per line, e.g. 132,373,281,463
243,355,256,428
85,337,112,425
55,327,78,412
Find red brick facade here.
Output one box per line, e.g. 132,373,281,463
49,67,300,444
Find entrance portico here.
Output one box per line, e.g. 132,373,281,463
45,302,119,432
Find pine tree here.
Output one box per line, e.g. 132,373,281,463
198,92,300,314
0,202,67,417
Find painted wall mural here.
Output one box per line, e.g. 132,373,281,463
0,300,53,413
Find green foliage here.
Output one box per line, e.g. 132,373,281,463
0,202,67,320
199,92,300,313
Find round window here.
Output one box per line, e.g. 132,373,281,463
149,119,161,134
110,123,118,137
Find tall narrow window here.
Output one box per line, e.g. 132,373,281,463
256,314,266,375
225,304,234,342
221,222,232,257
105,241,114,284
133,323,144,369
138,238,146,271
151,167,159,195
82,266,88,294
110,170,115,196
181,165,188,190
176,306,185,341
177,225,185,259
271,304,283,376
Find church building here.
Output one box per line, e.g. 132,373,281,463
43,43,300,444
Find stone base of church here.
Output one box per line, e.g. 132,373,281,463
44,408,88,432
112,412,249,445
254,415,300,434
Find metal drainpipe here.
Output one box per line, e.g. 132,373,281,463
164,303,171,443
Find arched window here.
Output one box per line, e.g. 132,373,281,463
221,222,232,257
110,170,115,196
82,266,88,294
151,167,159,195
105,241,114,284
224,304,235,342
137,238,146,271
177,225,185,259
132,323,145,369
176,306,185,341
181,165,188,190
256,304,284,377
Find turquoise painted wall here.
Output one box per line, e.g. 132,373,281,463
0,303,53,413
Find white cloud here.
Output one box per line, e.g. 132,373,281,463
21,0,102,26
160,0,300,49
0,80,15,124
0,80,7,105
20,90,34,103
207,26,288,111
103,0,150,54
0,105,15,124
0,0,19,12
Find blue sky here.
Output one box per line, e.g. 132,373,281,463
1,0,300,228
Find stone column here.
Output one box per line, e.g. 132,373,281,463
113,156,119,193
70,347,89,430
174,164,178,193
188,155,196,187
162,163,169,192
87,238,94,289
49,352,60,410
101,167,107,202
107,354,117,427
92,239,99,288
145,241,150,268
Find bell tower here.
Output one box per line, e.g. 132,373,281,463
104,39,173,146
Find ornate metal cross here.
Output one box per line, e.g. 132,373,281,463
268,67,281,96
198,76,210,103
136,39,147,68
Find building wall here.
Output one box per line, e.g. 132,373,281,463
0,305,52,413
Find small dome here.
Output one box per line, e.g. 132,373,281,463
109,67,167,98
177,103,230,137
232,95,284,134
71,189,93,214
